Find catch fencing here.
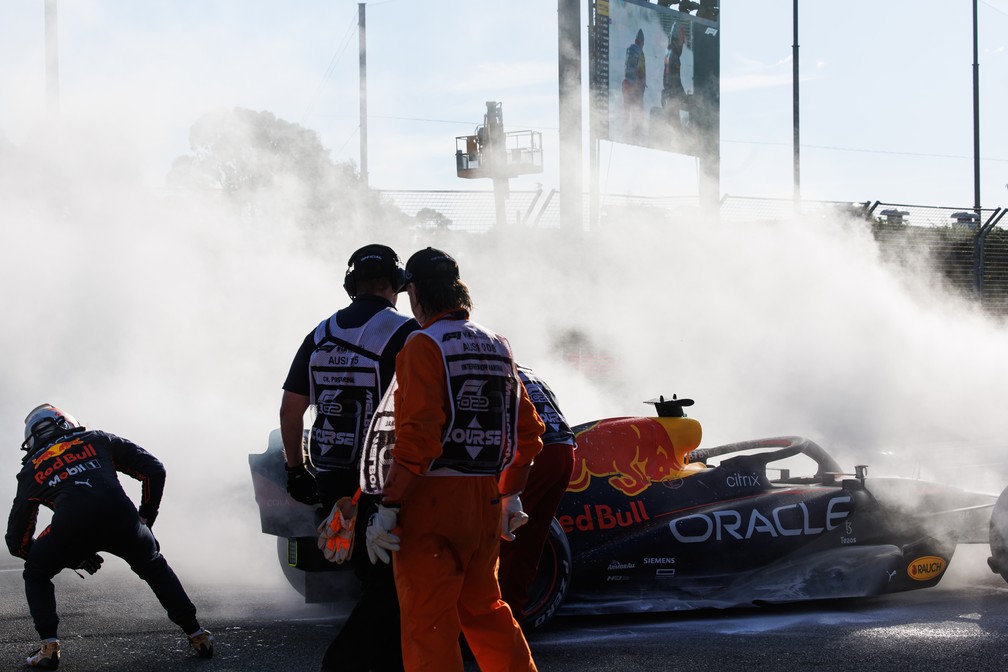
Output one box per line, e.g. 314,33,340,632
861,201,1008,313
378,189,1008,314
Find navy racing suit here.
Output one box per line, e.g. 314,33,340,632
6,428,201,640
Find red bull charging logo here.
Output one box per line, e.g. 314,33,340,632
32,439,97,485
568,417,704,496
32,438,84,469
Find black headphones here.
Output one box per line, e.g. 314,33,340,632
343,244,406,298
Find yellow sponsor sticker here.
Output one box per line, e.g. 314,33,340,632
907,555,946,581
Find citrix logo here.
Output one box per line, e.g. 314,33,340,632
725,472,761,488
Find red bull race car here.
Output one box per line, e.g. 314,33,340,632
249,395,1008,630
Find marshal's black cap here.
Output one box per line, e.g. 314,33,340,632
403,247,459,284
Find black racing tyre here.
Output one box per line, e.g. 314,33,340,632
519,518,572,632
989,487,1008,582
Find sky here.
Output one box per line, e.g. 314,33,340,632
4,0,1008,591
0,0,1007,208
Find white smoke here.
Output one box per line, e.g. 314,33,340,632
4,0,1008,604
1,118,327,586
5,101,1008,605
457,211,1008,495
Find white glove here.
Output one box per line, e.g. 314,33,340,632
317,496,358,564
500,493,529,541
365,504,401,564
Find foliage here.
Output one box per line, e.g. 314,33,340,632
414,208,453,230
167,108,410,237
869,217,1008,314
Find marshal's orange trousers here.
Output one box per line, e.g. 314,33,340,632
393,475,537,672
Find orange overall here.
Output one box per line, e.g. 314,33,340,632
384,311,544,672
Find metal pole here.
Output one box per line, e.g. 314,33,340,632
358,3,368,186
487,102,508,228
972,0,980,215
45,0,59,115
974,209,1005,297
792,0,800,206
558,0,583,230
588,3,599,231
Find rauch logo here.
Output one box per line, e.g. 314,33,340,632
907,555,946,581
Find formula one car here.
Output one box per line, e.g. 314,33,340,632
249,395,1008,630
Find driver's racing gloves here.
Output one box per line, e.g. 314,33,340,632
285,463,319,505
74,554,104,577
500,493,529,541
365,504,400,564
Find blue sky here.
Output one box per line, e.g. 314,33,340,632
1,0,1007,208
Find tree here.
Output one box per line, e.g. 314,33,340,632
414,207,453,231
167,108,409,236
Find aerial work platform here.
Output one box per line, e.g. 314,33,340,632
456,128,543,179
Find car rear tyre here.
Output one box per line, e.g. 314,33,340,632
519,518,572,632
989,487,1008,582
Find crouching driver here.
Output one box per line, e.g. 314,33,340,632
5,404,214,669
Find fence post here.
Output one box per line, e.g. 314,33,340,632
975,208,1006,298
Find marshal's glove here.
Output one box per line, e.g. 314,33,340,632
365,504,400,565
74,554,104,576
317,494,359,564
500,493,529,541
285,463,319,505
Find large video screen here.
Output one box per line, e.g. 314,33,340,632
592,0,720,157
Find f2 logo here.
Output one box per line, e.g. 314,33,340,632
456,380,490,411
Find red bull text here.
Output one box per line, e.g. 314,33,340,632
33,440,98,485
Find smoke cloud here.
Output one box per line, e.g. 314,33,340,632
5,110,1008,599
463,209,1008,499
3,2,1008,602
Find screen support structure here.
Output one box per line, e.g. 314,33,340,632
559,0,584,230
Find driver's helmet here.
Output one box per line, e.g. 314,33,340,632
22,404,81,453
